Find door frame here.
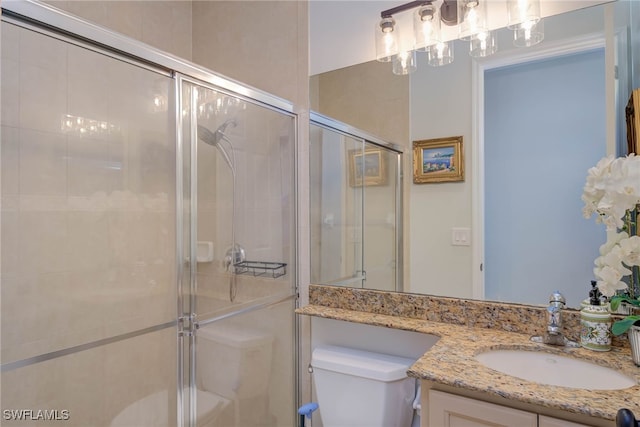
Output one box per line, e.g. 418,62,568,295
470,29,615,300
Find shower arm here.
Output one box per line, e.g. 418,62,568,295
196,121,243,301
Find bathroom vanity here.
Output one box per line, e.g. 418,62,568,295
424,389,588,427
298,285,640,427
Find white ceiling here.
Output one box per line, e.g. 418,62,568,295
309,0,612,76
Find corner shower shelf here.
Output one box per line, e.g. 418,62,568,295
234,261,287,279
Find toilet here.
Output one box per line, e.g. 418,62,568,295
196,323,274,425
111,324,274,427
311,345,417,427
109,388,232,427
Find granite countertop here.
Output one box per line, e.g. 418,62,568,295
297,304,640,421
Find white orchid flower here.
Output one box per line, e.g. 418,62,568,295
619,235,640,267
599,231,629,256
594,265,629,297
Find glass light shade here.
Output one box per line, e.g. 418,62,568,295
375,17,399,62
413,4,441,51
513,19,544,47
457,0,488,41
392,50,417,75
469,30,497,57
427,41,454,67
507,0,541,29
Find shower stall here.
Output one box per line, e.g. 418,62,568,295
1,2,297,426
309,113,403,292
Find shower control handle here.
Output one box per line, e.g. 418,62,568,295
223,244,246,271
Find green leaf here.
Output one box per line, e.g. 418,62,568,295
610,297,622,311
611,315,640,336
609,295,640,311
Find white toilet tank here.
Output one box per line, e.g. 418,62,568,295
196,324,273,399
311,345,416,427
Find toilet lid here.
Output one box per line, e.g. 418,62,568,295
197,324,273,349
311,345,414,382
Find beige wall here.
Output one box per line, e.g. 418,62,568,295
42,0,310,106
313,62,409,145
311,61,411,289
192,1,309,105
43,0,193,60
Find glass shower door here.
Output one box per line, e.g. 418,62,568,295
310,116,403,291
309,123,365,287
1,20,178,427
179,78,297,427
363,142,401,291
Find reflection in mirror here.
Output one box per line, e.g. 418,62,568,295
310,115,403,292
482,48,606,307
310,1,639,308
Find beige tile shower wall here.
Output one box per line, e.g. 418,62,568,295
2,328,176,427
313,62,411,288
191,1,310,408
194,97,294,307
1,22,177,363
192,1,308,105
190,1,307,304
41,0,193,60
1,21,177,424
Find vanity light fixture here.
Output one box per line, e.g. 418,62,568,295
413,2,441,51
457,0,488,41
469,30,497,57
427,40,454,66
375,17,400,62
512,18,544,47
507,0,544,47
375,0,544,75
507,0,541,27
393,49,418,75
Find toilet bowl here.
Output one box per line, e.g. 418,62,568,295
109,387,231,427
311,345,417,427
111,324,274,427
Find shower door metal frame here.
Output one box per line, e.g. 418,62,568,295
177,74,299,427
0,10,179,374
310,111,405,291
2,2,301,427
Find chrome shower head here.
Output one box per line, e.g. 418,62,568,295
197,124,219,147
197,119,236,147
217,118,237,136
197,123,236,176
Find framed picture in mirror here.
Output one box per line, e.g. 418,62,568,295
348,148,388,187
413,136,464,184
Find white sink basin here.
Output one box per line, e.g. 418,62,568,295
475,349,636,390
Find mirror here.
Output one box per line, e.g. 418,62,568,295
309,119,403,292
310,1,639,308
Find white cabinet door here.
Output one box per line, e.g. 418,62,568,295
539,415,592,427
427,390,538,427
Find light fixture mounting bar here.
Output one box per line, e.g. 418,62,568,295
380,0,430,18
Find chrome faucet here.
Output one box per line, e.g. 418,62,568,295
531,291,579,347
544,291,566,345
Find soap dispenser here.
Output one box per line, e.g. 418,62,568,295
580,281,612,351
